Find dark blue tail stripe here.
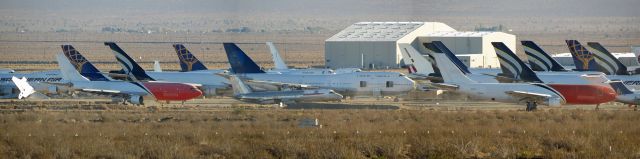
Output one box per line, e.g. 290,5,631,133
587,42,629,75
492,42,543,83
104,42,155,81
426,42,472,74
521,41,566,71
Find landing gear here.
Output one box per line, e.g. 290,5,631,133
525,102,537,111
595,104,600,110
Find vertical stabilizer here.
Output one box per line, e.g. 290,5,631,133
104,42,154,81
587,42,629,75
398,43,434,75
223,43,265,74
61,45,109,81
493,42,543,83
172,44,209,72
566,40,601,72
153,61,162,72
521,41,567,71
425,42,476,84
56,53,89,82
266,42,288,70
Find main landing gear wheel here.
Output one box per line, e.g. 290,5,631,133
525,102,538,111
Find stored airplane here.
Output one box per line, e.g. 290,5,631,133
423,41,565,110
223,43,415,98
566,40,640,91
225,75,343,106
0,70,64,98
492,42,617,106
104,42,229,97
57,45,202,105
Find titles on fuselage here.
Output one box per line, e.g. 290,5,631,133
623,81,640,85
0,77,62,82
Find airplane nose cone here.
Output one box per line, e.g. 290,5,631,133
192,88,203,98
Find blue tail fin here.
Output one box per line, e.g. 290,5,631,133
172,44,209,72
521,41,567,72
60,45,109,81
566,40,600,72
104,42,155,81
223,43,265,74
609,81,634,95
492,42,543,83
424,42,471,75
586,42,629,75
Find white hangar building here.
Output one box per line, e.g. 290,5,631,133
325,22,515,69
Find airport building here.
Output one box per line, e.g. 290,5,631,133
325,22,515,69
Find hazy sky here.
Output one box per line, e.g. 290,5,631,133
1,0,638,17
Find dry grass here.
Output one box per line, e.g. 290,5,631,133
0,109,639,158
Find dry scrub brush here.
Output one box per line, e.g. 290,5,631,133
0,109,639,158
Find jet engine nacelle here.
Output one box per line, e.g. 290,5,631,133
128,95,144,105
199,86,218,97
545,97,562,107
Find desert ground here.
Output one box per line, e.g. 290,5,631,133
0,98,639,158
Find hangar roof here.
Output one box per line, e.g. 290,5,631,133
326,22,425,41
425,31,495,37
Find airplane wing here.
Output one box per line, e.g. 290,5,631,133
245,80,319,89
79,88,147,96
505,91,552,101
42,81,73,87
430,83,459,90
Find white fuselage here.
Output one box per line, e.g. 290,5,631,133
239,72,415,97
0,70,67,98
146,71,228,87
69,81,149,96
605,75,640,91
454,82,564,106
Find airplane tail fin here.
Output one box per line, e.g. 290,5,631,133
521,41,566,72
398,43,435,76
493,42,543,83
229,76,252,95
11,76,35,99
587,42,629,75
172,44,209,72
153,61,162,72
223,43,265,74
266,42,288,70
566,40,601,72
56,53,89,82
425,41,476,83
60,45,110,81
104,42,154,81
609,80,634,95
